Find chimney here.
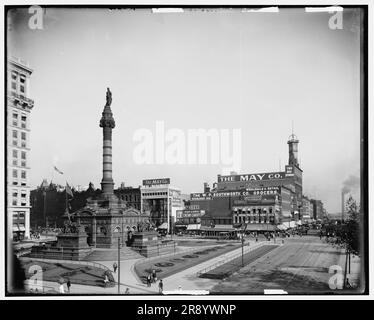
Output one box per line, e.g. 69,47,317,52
204,182,210,193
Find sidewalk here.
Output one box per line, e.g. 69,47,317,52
161,241,274,292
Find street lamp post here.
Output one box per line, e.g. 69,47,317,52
117,237,121,294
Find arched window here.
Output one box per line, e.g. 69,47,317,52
99,226,107,235
114,226,121,233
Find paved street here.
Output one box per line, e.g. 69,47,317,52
211,236,362,294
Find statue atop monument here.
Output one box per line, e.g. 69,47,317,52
106,87,112,107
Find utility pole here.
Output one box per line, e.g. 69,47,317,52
118,237,121,294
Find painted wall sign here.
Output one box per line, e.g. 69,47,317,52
191,186,281,200
218,172,285,182
142,178,170,186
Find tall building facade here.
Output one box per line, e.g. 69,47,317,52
7,58,34,240
140,178,183,233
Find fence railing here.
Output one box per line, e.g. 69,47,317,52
196,241,280,276
19,256,111,272
133,243,226,267
23,281,58,294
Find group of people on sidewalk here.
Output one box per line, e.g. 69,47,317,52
146,269,163,294
58,278,71,294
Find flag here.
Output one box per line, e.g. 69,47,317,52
54,166,64,175
66,183,73,197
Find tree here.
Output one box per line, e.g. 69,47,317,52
338,196,360,256
330,195,361,288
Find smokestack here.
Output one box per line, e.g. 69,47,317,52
341,191,345,221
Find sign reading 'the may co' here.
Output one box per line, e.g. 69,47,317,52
218,172,285,182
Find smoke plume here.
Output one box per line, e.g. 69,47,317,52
342,175,360,195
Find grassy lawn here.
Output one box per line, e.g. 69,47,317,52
135,243,240,283
20,260,115,288
199,245,278,280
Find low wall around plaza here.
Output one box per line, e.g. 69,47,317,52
131,241,177,258
28,244,93,261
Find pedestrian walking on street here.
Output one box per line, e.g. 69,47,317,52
113,262,118,273
66,278,71,293
147,274,152,287
125,287,130,294
59,283,65,294
152,269,157,283
158,279,163,294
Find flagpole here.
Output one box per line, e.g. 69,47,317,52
65,184,68,214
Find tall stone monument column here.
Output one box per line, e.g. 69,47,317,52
99,88,115,195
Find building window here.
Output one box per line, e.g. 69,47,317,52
13,169,17,178
11,82,16,90
20,77,25,84
12,160,17,166
21,151,26,160
21,171,26,179
21,132,26,140
13,140,17,146
21,193,26,198
13,113,18,119
13,150,18,158
13,130,17,138
21,115,26,128
20,85,25,93
21,141,26,147
12,199,17,206
21,161,26,167
12,191,18,197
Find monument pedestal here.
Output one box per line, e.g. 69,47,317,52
29,229,93,261
130,231,177,257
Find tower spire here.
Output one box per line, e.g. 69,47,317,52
287,126,299,167
292,120,294,136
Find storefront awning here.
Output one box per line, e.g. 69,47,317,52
157,223,168,229
244,224,276,231
187,224,201,230
18,226,26,231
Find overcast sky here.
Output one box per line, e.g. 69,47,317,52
8,7,362,212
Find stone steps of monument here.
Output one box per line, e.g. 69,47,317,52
83,248,143,261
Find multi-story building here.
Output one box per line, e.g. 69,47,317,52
7,57,34,241
311,199,324,220
140,178,183,233
301,196,313,222
187,133,302,234
114,182,141,210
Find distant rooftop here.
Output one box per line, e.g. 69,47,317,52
9,56,33,73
